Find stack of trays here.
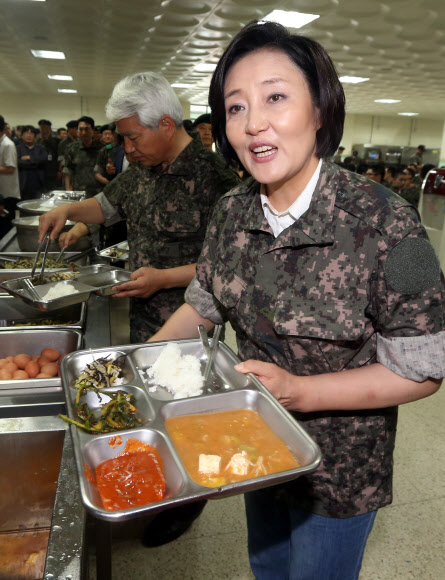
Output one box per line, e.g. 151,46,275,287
1,265,131,311
61,340,322,522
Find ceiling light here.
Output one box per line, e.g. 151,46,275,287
339,76,370,84
263,10,320,28
31,49,65,59
374,99,401,104
48,75,73,81
172,83,194,89
398,112,419,116
194,63,217,73
58,89,77,93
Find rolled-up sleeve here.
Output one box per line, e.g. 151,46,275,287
373,229,445,382
377,331,445,381
185,277,225,324
94,191,123,227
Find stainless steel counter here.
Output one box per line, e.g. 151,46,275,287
0,292,113,579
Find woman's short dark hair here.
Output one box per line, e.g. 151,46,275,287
209,20,345,167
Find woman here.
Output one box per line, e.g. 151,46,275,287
149,21,444,580
16,125,47,199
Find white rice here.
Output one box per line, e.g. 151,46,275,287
41,282,79,300
146,342,203,399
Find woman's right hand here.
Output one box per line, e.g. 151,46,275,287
38,205,70,243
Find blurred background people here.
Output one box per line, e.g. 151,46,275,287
38,119,61,191
192,113,214,150
16,125,47,200
364,164,385,183
0,114,21,212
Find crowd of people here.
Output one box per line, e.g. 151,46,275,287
2,18,444,580
331,144,435,208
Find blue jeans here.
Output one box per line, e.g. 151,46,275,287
244,488,377,580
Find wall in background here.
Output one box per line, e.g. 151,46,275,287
0,93,443,161
0,94,191,128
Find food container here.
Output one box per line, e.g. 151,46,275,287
1,265,129,310
60,340,322,522
0,329,82,392
97,241,129,263
17,199,76,217
12,217,91,253
0,252,91,292
0,294,86,330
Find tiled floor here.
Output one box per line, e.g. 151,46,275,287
101,303,445,579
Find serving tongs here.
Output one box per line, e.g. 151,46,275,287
31,227,52,279
198,323,223,388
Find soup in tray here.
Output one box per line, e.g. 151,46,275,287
165,409,299,488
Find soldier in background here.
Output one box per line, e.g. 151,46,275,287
409,144,425,171
62,116,103,197
57,120,78,184
37,119,60,191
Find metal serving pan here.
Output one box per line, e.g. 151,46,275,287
60,340,322,522
0,329,82,392
0,294,86,330
0,265,128,310
0,252,91,293
97,241,129,263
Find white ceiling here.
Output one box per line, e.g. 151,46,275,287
1,0,445,120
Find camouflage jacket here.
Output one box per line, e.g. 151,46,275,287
97,133,240,341
190,159,444,518
94,143,121,181
62,140,103,197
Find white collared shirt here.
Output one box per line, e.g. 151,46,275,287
260,158,322,237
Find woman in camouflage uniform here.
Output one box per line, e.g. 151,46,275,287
149,21,445,580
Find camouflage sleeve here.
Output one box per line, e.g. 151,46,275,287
185,277,225,324
93,148,106,175
94,192,122,226
372,218,445,381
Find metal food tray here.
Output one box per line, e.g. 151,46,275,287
0,265,131,311
0,252,91,293
0,294,86,330
60,340,322,522
97,241,129,262
0,329,82,393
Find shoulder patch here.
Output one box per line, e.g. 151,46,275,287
385,237,441,294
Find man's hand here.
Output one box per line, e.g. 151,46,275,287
106,159,116,175
38,205,70,243
111,267,167,299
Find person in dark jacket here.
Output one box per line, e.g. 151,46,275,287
16,125,47,199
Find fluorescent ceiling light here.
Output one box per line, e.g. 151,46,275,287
339,76,370,84
31,49,65,59
58,89,77,93
398,112,418,116
374,99,401,104
172,83,194,89
263,10,319,28
194,63,217,73
48,74,73,81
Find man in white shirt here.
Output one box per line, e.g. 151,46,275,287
0,115,21,206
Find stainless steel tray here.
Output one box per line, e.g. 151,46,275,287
97,241,129,262
60,340,322,522
0,329,82,393
0,294,86,330
0,252,91,293
0,265,128,310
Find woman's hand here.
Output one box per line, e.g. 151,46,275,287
111,267,166,299
234,360,298,409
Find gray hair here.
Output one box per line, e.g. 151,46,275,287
105,72,183,128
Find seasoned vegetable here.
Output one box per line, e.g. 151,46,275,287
0,257,77,270
73,355,126,390
59,388,142,433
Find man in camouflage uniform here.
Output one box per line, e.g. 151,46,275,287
97,129,239,342
180,158,445,522
37,119,60,191
63,115,103,197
